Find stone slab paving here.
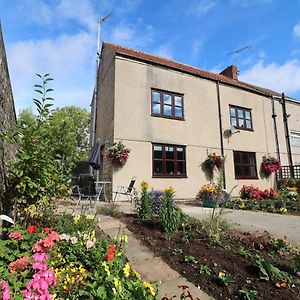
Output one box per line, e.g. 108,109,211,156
178,205,300,247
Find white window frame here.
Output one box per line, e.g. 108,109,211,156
290,130,300,147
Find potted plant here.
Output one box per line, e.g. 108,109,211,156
261,155,281,176
197,183,224,208
105,141,130,166
204,153,225,172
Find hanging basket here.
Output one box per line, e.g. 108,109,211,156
105,141,130,166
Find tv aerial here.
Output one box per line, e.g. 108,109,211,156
227,45,251,71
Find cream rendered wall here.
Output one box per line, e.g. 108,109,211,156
111,55,300,199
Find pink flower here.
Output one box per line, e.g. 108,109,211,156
8,231,23,240
86,240,95,249
43,227,52,234
70,236,78,244
32,253,48,271
0,280,10,300
9,256,30,273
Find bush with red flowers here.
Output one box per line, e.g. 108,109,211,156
240,185,277,200
106,141,130,166
261,155,281,176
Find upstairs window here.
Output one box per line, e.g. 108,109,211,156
233,151,258,179
230,105,253,130
153,144,186,177
291,131,300,147
151,89,184,120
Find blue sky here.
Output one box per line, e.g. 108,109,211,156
1,0,300,114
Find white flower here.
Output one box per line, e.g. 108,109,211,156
70,236,78,244
60,233,70,241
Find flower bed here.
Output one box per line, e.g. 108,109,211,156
223,185,300,215
0,213,158,299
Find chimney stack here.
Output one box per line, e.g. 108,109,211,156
220,65,238,80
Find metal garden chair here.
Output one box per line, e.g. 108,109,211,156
113,177,136,203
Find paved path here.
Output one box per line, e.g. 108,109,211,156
178,205,300,247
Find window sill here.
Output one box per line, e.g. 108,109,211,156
235,176,259,180
151,114,185,121
233,127,254,132
153,175,187,179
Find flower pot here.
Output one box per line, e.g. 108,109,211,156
202,198,219,208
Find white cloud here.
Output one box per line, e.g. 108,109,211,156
187,0,216,16
240,59,300,97
293,22,300,38
230,0,272,7
7,31,96,112
153,46,173,59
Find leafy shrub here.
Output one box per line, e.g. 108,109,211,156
97,203,123,218
135,181,154,221
159,187,182,239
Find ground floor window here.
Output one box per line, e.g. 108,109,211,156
291,131,300,147
152,143,186,177
233,151,258,179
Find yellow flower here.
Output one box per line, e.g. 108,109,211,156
164,186,176,196
123,263,130,277
73,214,80,224
102,261,110,276
142,281,156,296
85,214,95,220
140,180,149,191
133,270,141,280
280,207,287,214
218,272,225,278
120,235,128,244
114,277,122,292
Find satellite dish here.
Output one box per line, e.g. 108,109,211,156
230,125,240,134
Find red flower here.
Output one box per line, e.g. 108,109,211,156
44,227,52,234
27,225,37,233
106,245,116,261
8,231,23,240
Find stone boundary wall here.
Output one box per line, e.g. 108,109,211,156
0,22,17,213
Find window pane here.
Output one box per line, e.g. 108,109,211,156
241,153,249,164
230,108,236,117
175,107,183,118
154,146,162,159
234,152,240,163
177,161,185,175
238,109,243,118
246,120,252,129
250,165,257,177
166,161,175,174
245,111,251,119
165,146,174,159
152,103,161,114
152,91,161,103
238,118,244,128
235,165,242,176
175,96,182,106
164,105,172,116
177,147,184,160
154,160,163,174
163,94,172,105
244,165,250,176
231,117,237,126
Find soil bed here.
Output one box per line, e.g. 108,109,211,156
122,215,300,300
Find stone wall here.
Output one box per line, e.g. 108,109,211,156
0,22,17,213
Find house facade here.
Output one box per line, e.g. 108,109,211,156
94,43,300,199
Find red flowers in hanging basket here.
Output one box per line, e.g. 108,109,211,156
204,153,225,171
261,156,281,176
106,141,130,166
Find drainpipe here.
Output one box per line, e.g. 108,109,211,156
271,96,281,162
216,81,226,189
281,93,294,178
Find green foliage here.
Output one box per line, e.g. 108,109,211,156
135,182,154,221
184,255,196,263
159,188,181,239
294,255,300,273
238,246,252,259
239,288,258,300
199,264,212,276
217,271,232,286
270,237,291,254
181,217,197,244
97,203,123,218
256,257,289,281
200,208,228,244
172,247,183,256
